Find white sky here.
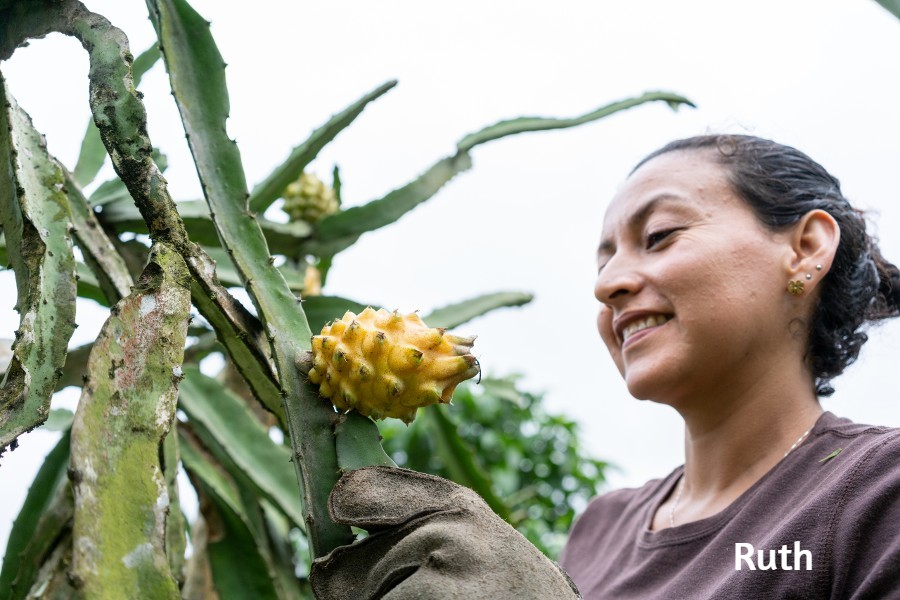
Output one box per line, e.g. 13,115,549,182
1,0,899,551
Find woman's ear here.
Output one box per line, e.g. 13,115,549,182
785,209,841,292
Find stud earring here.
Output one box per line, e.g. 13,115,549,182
805,273,812,280
816,264,823,271
787,280,805,296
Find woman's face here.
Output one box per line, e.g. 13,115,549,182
595,150,797,405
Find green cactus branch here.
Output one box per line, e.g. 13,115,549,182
147,0,356,554
99,197,313,258
874,0,900,21
423,291,534,329
69,242,191,598
64,169,134,305
455,91,695,151
309,152,473,257
23,529,76,599
0,0,286,423
179,366,305,529
180,442,282,599
162,430,187,587
248,79,398,215
0,79,78,454
0,431,72,600
108,234,285,419
306,91,694,260
72,43,161,188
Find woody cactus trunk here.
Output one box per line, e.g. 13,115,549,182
0,0,692,596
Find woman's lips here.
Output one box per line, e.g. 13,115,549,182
621,315,672,349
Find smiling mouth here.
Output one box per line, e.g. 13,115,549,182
621,315,671,343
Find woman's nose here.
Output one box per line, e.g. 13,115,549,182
594,252,643,304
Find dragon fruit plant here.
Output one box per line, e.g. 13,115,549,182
0,0,692,597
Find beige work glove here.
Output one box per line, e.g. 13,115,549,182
310,466,581,599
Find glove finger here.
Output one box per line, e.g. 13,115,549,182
310,512,441,599
311,510,582,600
329,466,474,529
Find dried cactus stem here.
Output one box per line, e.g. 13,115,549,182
0,75,77,454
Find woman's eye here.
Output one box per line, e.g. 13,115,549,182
645,228,676,249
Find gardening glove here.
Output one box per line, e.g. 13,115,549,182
310,466,581,599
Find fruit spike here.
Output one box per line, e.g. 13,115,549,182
307,308,478,424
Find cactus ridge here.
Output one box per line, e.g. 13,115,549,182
309,308,478,424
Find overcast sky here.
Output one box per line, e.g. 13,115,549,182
1,0,899,550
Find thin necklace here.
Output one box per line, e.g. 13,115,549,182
668,426,814,528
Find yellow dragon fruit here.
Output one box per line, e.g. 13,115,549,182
307,307,478,424
281,171,339,224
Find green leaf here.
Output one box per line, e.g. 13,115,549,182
309,152,473,257
179,366,305,528
422,406,512,522
335,412,397,472
423,291,533,329
0,83,77,453
72,43,161,187
0,431,72,600
456,91,695,152
875,0,900,21
248,80,397,214
819,447,843,463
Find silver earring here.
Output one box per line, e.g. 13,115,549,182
816,264,823,271
805,273,812,280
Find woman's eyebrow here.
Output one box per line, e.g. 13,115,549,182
596,193,689,258
628,193,689,229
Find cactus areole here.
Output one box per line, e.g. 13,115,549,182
308,308,479,423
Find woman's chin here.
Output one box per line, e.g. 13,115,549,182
623,367,680,403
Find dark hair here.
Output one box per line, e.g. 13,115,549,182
634,134,900,397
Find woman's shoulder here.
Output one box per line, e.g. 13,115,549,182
560,469,678,569
809,411,900,468
582,471,678,516
805,412,900,596
564,468,679,545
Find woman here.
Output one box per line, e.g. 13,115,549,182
310,135,900,599
561,134,900,598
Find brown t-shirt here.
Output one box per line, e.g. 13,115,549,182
559,412,900,599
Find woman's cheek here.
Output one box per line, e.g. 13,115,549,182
597,307,624,371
